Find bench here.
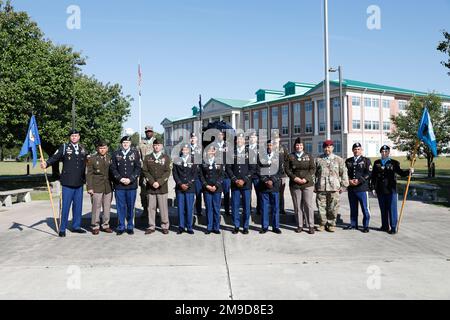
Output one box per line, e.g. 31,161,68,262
0,189,33,207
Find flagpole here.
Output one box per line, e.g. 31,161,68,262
397,140,420,233
138,62,142,144
38,144,60,234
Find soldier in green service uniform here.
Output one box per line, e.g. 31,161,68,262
142,139,172,235
314,140,349,232
139,125,156,218
86,140,114,235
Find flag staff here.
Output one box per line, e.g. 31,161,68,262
138,62,142,143
397,140,420,232
38,144,60,234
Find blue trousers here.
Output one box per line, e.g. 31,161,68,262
60,186,83,232
194,178,203,215
261,192,280,230
204,192,221,231
115,189,137,231
252,178,261,214
348,190,371,228
377,192,398,230
222,178,231,214
231,189,251,229
177,192,195,231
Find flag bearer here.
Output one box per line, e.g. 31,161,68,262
110,136,141,235
41,129,87,237
86,140,113,235
173,144,198,235
200,146,224,234
371,145,413,234
344,143,372,233
258,139,283,234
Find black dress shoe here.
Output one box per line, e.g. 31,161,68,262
232,228,239,234
388,229,397,235
295,227,303,233
379,226,389,232
363,228,370,233
187,230,195,235
58,231,66,237
308,227,315,235
259,228,268,234
344,225,357,230
242,229,249,235
273,228,282,234
126,229,134,235
213,230,221,235
72,228,87,234
116,230,124,236
205,230,211,235
177,229,184,235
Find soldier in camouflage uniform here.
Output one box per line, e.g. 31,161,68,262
139,125,155,218
314,140,349,232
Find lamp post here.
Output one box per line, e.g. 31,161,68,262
329,66,345,157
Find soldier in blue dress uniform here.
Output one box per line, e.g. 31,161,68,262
110,136,141,235
214,130,231,216
200,146,224,234
371,145,413,234
173,144,198,234
248,131,261,215
226,133,256,234
41,129,87,237
344,143,372,233
258,139,283,234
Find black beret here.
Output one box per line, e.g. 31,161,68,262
120,136,131,143
294,137,303,145
267,139,274,145
190,132,197,138
380,145,391,152
69,129,80,136
352,143,362,150
96,140,108,147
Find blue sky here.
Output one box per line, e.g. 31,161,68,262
12,0,450,132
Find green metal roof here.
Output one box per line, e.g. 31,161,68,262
332,79,450,100
283,81,316,89
212,98,253,108
255,89,284,95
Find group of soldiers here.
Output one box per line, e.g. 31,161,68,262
41,125,413,237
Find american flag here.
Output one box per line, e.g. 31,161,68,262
138,63,142,96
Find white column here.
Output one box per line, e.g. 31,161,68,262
220,115,223,121
231,113,236,130
314,100,319,136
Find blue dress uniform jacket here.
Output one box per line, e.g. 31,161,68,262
371,159,409,194
46,143,87,187
345,156,372,192
200,161,224,193
257,153,283,193
248,144,259,178
214,141,231,177
172,157,198,193
110,148,141,190
226,147,256,190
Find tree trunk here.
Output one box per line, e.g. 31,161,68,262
0,145,3,162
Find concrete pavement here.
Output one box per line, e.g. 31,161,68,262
0,181,449,300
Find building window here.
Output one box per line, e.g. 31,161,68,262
333,121,341,131
383,100,390,109
373,121,380,130
261,109,268,130
305,142,313,153
352,120,361,130
364,121,371,130
364,121,380,130
318,100,325,132
442,105,450,113
282,105,289,135
398,101,407,111
253,111,259,130
271,107,279,129
305,124,313,133
244,112,250,131
352,97,361,107
334,140,341,153
305,101,313,112
293,103,301,134
364,98,372,108
373,99,379,108
383,121,391,131
317,141,324,153
333,97,341,108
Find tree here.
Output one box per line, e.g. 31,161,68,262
389,94,450,177
0,1,132,176
437,30,450,75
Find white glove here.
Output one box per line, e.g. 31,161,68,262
372,190,377,197
409,168,414,174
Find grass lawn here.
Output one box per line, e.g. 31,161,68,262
0,161,56,176
369,156,450,176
